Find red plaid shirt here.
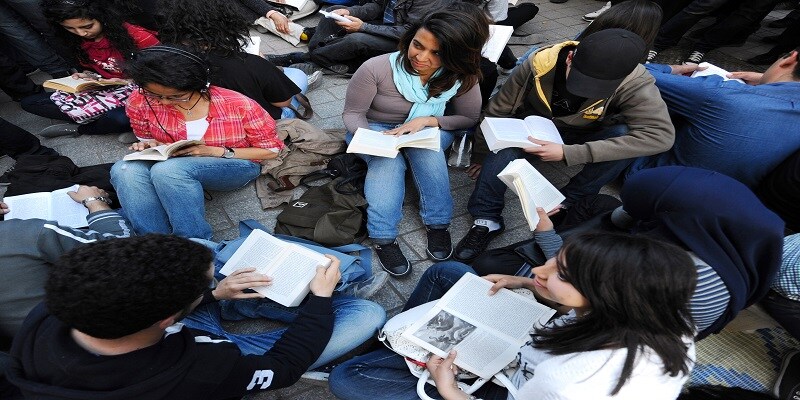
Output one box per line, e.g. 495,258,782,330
126,86,284,151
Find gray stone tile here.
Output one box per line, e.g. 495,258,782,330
309,89,338,105
312,101,345,119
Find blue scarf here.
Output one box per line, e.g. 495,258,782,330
388,51,461,123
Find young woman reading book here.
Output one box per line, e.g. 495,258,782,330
110,46,282,240
342,5,488,276
21,0,159,140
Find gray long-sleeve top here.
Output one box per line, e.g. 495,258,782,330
342,54,482,134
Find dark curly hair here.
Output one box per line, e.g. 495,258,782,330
397,3,489,99
42,0,139,67
46,235,213,339
156,0,250,57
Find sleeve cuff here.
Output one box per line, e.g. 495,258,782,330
562,144,592,166
303,295,333,315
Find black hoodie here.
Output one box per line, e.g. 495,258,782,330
8,297,333,399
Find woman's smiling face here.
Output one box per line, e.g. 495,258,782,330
407,28,442,77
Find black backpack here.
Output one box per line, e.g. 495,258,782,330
299,153,367,195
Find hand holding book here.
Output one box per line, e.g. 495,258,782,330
524,137,564,162
212,268,273,300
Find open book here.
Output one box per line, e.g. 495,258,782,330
4,185,89,228
122,140,204,161
482,25,514,63
346,127,440,158
498,159,565,230
481,116,564,153
43,76,126,93
690,62,745,84
319,9,350,23
218,229,333,307
402,274,556,379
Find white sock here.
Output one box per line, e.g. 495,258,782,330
474,219,501,232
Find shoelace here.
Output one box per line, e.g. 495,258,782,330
687,51,704,64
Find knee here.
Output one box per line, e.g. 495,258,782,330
424,261,473,281
110,160,148,184
282,67,308,92
106,108,131,128
328,360,359,398
149,161,191,183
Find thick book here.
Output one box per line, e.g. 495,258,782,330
497,159,565,230
401,274,555,379
43,76,126,93
481,116,564,153
346,127,440,158
690,62,745,84
122,140,205,161
218,229,333,307
4,185,88,228
482,25,514,63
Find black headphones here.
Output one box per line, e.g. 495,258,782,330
139,45,211,91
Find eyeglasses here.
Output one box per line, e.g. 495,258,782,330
138,88,194,102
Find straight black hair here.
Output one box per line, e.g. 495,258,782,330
532,231,697,395
125,45,212,94
577,0,663,54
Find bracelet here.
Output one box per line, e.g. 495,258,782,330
81,196,112,207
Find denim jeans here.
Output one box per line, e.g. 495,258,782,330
110,157,261,240
20,91,132,135
183,295,386,370
280,67,308,119
346,122,455,241
654,0,731,50
329,262,510,400
468,124,631,223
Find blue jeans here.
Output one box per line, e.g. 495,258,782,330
346,122,455,241
329,262,510,400
110,157,261,240
280,67,308,119
468,124,631,223
183,295,386,370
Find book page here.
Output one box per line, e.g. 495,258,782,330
346,128,400,158
396,127,440,151
691,62,745,84
218,229,332,307
523,116,564,144
244,36,261,56
5,192,52,221
123,145,171,161
498,160,565,230
319,9,350,23
4,185,88,228
402,274,555,378
482,25,514,63
43,76,88,92
481,117,536,152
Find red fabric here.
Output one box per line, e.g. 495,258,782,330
126,86,284,151
80,23,159,79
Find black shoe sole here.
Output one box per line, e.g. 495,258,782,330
426,248,453,262
378,260,412,277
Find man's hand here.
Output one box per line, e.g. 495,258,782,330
331,8,350,16
68,185,112,212
0,202,9,215
668,64,706,76
212,268,273,300
465,163,482,180
524,138,564,162
728,71,763,85
336,15,364,33
269,12,290,34
384,117,436,136
171,144,224,158
309,255,341,297
484,274,535,294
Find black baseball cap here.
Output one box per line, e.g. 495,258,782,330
566,28,647,99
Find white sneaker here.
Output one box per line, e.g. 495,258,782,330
583,1,611,22
307,70,323,91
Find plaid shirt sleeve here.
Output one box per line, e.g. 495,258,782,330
772,233,800,301
125,91,155,140
240,97,283,150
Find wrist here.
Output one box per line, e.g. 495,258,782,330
266,10,277,18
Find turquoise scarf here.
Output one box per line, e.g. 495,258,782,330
389,51,461,123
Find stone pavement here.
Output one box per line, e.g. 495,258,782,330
0,1,790,398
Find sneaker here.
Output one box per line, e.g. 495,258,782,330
684,50,705,65
426,228,453,261
39,123,80,138
583,2,611,21
117,132,138,144
321,63,351,76
775,351,800,400
300,363,336,387
307,70,323,91
289,62,320,76
342,270,389,299
646,50,658,63
375,241,411,276
265,51,308,67
453,222,505,263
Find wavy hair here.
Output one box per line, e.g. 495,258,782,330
532,232,697,395
397,3,489,98
42,0,138,66
156,0,250,57
577,0,663,54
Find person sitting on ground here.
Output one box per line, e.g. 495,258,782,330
628,49,800,189
6,234,348,399
472,166,785,339
157,0,318,120
454,28,674,263
646,0,731,62
342,6,486,276
329,231,697,400
110,46,282,240
232,0,314,47
267,0,453,74
21,0,159,140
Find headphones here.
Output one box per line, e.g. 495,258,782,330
139,45,211,91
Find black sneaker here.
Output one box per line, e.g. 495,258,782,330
265,51,308,67
453,222,505,263
426,228,452,261
684,50,705,65
375,242,411,276
774,350,800,400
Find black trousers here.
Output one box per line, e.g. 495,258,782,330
0,116,57,158
308,6,396,72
